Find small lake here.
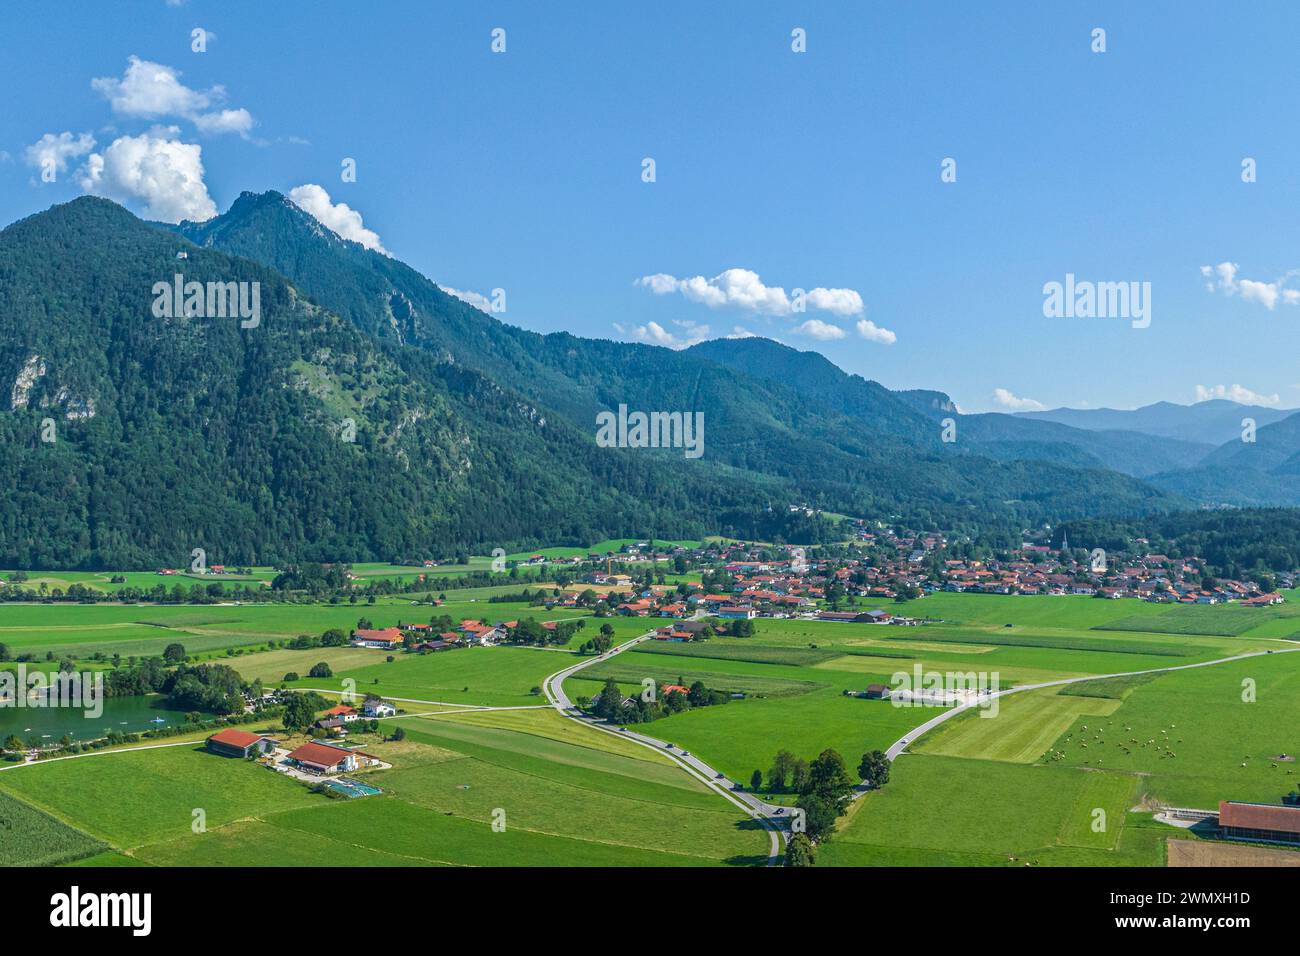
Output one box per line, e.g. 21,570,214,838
0,694,211,746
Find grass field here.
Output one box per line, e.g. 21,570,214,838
820,754,1160,866
0,708,767,866
6,585,1298,867
1046,650,1300,808
914,689,1122,763
0,592,595,659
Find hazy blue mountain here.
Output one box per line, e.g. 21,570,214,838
1015,399,1294,445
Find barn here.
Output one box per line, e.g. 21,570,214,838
1219,801,1300,845
207,728,277,758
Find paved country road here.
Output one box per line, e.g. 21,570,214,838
542,632,788,866
857,644,1300,801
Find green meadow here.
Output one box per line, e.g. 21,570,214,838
4,585,1298,867
0,708,765,867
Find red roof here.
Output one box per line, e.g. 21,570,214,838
354,627,402,642
288,741,353,769
1219,801,1300,833
209,728,264,749
322,704,355,717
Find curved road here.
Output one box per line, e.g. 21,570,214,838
855,644,1300,801
542,632,788,866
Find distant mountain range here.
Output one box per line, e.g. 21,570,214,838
0,191,1295,567
1015,400,1296,446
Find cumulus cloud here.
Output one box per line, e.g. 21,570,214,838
614,319,712,350
727,325,756,339
806,287,864,316
1194,383,1280,406
287,184,387,253
193,108,253,136
793,318,846,341
635,268,865,317
443,286,493,311
992,388,1046,412
76,131,217,223
855,318,896,345
24,131,96,175
91,56,254,137
1200,261,1300,310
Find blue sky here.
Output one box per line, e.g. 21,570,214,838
3,0,1299,412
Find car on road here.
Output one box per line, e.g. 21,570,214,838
682,751,690,756
775,808,785,815
664,743,673,748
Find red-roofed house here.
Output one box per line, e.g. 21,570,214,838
287,741,380,775
351,627,404,648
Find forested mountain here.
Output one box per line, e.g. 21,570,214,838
162,192,1185,540
1147,410,1300,506
1059,508,1300,582
0,194,1208,568
0,197,789,567
690,338,1211,477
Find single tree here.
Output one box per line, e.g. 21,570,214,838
784,832,816,867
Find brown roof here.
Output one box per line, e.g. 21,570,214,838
1219,801,1300,833
288,741,353,769
209,728,263,749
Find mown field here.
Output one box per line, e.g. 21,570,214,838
0,708,767,867
0,592,594,659
6,587,1298,868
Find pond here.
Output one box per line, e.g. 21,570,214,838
0,693,212,746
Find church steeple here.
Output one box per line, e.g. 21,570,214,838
1060,530,1069,553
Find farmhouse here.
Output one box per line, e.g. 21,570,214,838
715,604,757,620
1218,801,1300,845
363,698,396,717
321,704,358,722
863,684,891,699
206,728,277,758
351,627,404,649
287,741,380,775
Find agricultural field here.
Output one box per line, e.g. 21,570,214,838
0,590,594,660
0,708,766,867
0,791,106,866
4,585,1298,868
820,754,1162,867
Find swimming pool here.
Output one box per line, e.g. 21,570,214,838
321,777,382,798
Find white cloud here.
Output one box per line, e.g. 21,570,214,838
76,131,217,223
806,287,864,316
635,268,864,317
443,287,493,311
193,108,253,136
1194,383,1280,406
287,184,387,253
793,318,846,341
24,131,96,175
615,319,712,350
992,388,1046,412
855,318,896,345
727,325,756,339
1200,261,1300,310
91,56,254,137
